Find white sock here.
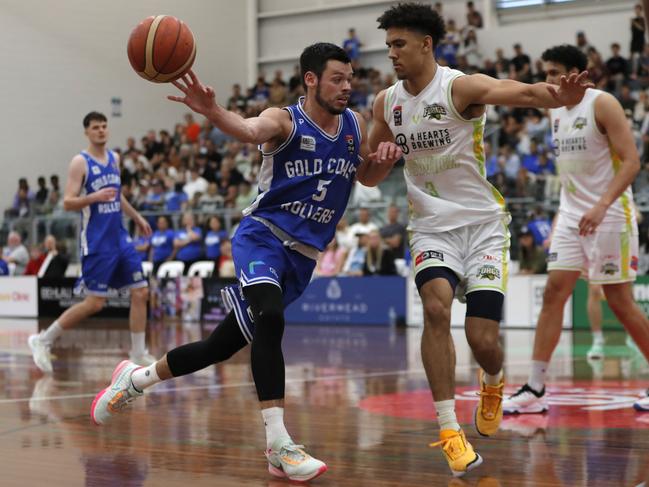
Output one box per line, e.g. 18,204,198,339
528,360,548,393
40,321,64,345
484,369,504,386
435,399,460,431
131,363,161,391
261,407,291,449
130,332,146,356
592,330,604,345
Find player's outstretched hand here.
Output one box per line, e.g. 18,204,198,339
578,202,607,236
168,70,216,116
135,215,153,238
92,187,118,203
547,71,594,107
368,141,403,166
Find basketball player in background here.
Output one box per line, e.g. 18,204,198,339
28,112,155,373
369,4,592,477
90,43,402,482
503,45,649,415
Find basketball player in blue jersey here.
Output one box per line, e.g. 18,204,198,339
90,43,402,482
28,112,155,374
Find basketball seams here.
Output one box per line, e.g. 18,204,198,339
152,17,183,82
143,15,166,80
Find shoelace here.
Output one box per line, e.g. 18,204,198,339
477,385,503,418
429,432,465,461
107,388,138,413
278,443,308,464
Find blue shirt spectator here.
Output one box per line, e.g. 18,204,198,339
133,235,150,262
174,213,203,263
0,258,9,275
527,215,553,247
151,216,175,264
165,184,189,212
204,216,228,260
343,28,362,62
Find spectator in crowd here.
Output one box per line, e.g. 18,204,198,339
576,31,593,55
343,28,363,65
24,244,45,276
184,167,209,200
199,182,224,212
35,176,49,206
351,178,383,207
459,29,482,70
3,231,28,275
511,43,532,83
363,230,397,276
251,75,270,106
348,207,379,246
466,1,483,28
7,178,33,218
380,204,407,258
631,3,646,70
335,216,355,252
268,78,289,107
0,256,9,276
526,207,553,249
501,144,521,194
618,84,636,113
217,239,235,277
50,174,60,194
184,113,201,143
38,235,68,278
151,216,175,272
173,212,203,269
133,229,150,262
517,226,547,274
165,182,189,213
607,43,629,92
235,180,256,212
315,238,348,277
587,47,609,90
228,83,248,112
144,179,166,211
204,216,228,262
343,231,369,276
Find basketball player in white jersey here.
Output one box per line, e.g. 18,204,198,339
370,4,593,477
503,45,649,415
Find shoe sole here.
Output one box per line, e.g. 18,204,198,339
268,463,328,482
28,335,53,374
634,403,649,412
90,360,132,426
503,405,549,415
451,453,483,478
473,406,501,437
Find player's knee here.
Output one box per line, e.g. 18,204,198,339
543,278,570,306
131,286,149,303
86,296,106,314
467,329,500,355
603,285,633,313
422,298,451,329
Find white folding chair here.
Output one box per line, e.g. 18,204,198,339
141,261,154,278
64,263,81,278
186,261,215,278
156,261,185,279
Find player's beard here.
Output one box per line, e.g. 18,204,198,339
315,84,346,115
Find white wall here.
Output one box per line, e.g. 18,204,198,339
0,0,249,208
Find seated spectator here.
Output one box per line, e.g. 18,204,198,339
199,182,224,212
315,239,348,277
348,207,379,246
133,230,150,262
521,139,542,175
380,205,407,258
184,113,201,143
39,235,68,278
24,244,45,276
3,232,28,275
363,230,397,276
35,176,49,206
205,216,228,261
174,212,204,268
151,216,175,272
184,167,209,200
144,179,166,211
343,231,369,276
511,43,532,83
217,239,235,277
517,226,547,274
165,182,189,213
235,180,257,212
335,216,355,252
526,207,553,249
466,1,483,28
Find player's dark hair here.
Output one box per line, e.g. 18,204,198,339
83,111,107,128
541,44,588,72
377,2,446,48
300,42,351,90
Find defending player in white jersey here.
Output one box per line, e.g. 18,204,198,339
369,4,592,477
503,45,649,415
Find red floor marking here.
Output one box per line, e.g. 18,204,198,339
358,380,649,430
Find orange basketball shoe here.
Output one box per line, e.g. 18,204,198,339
474,369,504,437
430,428,483,477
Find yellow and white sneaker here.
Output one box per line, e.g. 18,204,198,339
266,439,328,482
474,370,504,437
430,428,483,477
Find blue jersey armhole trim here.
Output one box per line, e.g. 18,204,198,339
348,109,362,147
261,107,297,157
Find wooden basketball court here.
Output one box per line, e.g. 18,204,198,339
1,319,648,486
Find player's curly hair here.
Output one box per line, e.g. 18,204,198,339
541,44,588,73
377,3,446,48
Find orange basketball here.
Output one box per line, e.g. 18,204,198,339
127,15,196,83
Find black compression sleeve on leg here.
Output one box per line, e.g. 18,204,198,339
244,283,286,402
166,310,248,377
466,290,504,322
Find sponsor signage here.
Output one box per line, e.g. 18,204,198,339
0,276,38,317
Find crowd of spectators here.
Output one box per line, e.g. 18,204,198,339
4,2,649,277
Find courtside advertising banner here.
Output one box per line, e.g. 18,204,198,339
0,276,38,317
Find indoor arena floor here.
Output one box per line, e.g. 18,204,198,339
0,319,648,486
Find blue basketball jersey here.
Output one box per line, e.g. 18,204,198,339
79,150,126,256
243,98,362,251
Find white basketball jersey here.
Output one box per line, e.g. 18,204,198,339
384,66,508,233
550,88,636,231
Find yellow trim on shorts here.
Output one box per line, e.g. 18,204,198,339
589,277,636,285
467,285,506,295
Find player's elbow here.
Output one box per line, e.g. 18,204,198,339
63,198,74,211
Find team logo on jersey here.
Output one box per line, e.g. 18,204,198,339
423,103,446,120
553,118,560,133
393,105,403,126
477,264,500,280
573,117,587,130
345,135,355,153
601,262,619,275
395,133,409,155
631,256,639,271
415,250,444,266
300,135,316,152
91,165,101,175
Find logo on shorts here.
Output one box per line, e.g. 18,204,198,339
423,103,446,120
573,117,587,130
480,255,500,262
248,260,265,275
269,267,279,278
477,264,500,281
601,262,619,275
133,272,143,282
547,252,558,262
415,250,444,266
393,105,403,126
300,135,316,152
345,134,355,154
631,256,639,271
